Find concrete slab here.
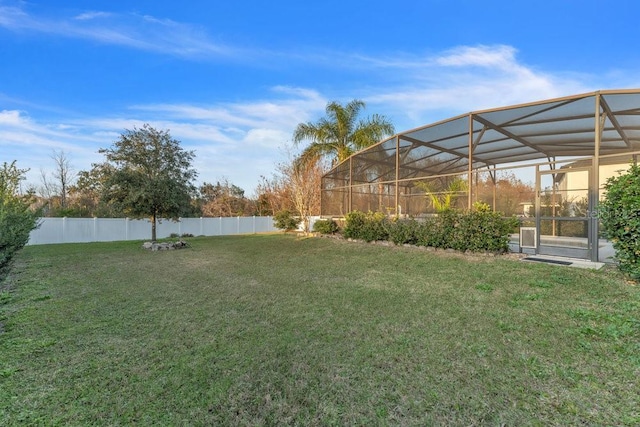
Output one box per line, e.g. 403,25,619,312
521,254,605,270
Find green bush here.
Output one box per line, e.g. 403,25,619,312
412,210,460,249
273,210,301,232
342,211,366,239
431,210,460,249
360,211,388,242
415,217,437,247
312,219,339,234
455,210,519,252
600,163,640,279
386,219,420,245
0,204,39,276
1,162,39,279
343,210,388,242
341,207,516,253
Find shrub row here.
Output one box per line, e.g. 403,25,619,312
342,211,388,242
338,208,518,253
1,162,39,280
1,205,39,281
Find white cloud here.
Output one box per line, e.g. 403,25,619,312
2,43,629,194
435,45,518,69
0,109,28,126
117,88,328,191
362,45,594,127
132,87,325,129
0,110,106,189
0,109,93,143
0,87,328,193
0,5,30,29
74,11,112,21
0,5,232,59
241,128,290,148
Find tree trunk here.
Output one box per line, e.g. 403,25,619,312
151,211,157,241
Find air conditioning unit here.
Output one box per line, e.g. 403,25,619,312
520,227,537,249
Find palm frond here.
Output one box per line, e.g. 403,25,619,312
297,142,337,166
293,99,394,166
415,178,468,212
351,114,395,150
293,122,322,144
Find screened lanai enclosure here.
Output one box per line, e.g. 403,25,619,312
321,89,640,262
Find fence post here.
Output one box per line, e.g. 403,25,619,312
93,217,97,242
62,217,67,243
125,218,129,241
253,216,256,234
178,217,182,236
200,217,203,236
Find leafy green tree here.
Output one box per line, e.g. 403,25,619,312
72,162,127,217
293,99,395,166
99,124,197,241
600,163,640,279
1,161,39,278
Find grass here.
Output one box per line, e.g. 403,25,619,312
1,234,639,425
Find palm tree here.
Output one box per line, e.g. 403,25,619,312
293,99,395,166
415,178,468,212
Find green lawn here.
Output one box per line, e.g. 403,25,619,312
1,235,638,425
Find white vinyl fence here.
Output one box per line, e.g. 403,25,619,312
27,216,280,245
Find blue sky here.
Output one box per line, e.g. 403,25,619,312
2,0,640,195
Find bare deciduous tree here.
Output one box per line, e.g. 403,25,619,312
199,179,254,217
38,168,58,201
277,148,326,233
38,150,75,214
51,149,74,209
254,174,293,216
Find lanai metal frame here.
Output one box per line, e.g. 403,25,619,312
321,89,640,261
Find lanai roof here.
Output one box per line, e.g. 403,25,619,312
330,89,640,185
